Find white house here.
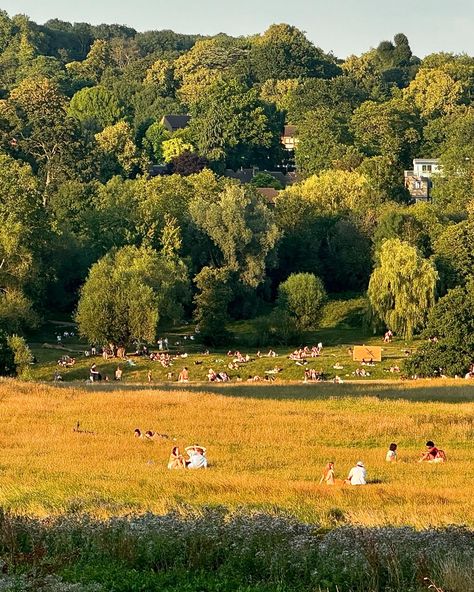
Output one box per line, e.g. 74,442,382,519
404,158,441,202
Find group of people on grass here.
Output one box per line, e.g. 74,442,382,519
320,441,447,486
289,344,323,360
168,445,207,469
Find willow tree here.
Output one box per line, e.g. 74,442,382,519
368,238,438,338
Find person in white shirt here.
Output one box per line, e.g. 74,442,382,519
345,461,367,485
386,443,398,462
186,445,208,469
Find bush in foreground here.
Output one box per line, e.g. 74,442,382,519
0,508,472,591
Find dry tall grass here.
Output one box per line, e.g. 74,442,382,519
0,379,473,527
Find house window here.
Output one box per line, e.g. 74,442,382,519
422,165,427,172
427,165,432,172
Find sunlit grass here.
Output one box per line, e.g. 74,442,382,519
0,379,473,527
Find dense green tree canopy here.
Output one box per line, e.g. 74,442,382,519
368,239,438,338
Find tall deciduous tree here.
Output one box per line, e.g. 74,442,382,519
190,184,280,288
368,239,438,338
189,79,281,169
3,77,78,189
277,273,326,329
69,85,124,131
193,266,232,345
76,244,188,348
250,24,339,81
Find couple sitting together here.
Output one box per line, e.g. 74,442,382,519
168,444,207,469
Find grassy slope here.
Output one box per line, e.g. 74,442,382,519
0,379,473,528
28,326,415,383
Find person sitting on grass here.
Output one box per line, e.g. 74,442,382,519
419,441,447,463
185,445,207,469
207,368,217,382
178,367,189,382
345,461,367,485
90,363,101,382
319,461,336,485
134,428,142,438
167,446,186,469
115,366,123,381
386,442,398,462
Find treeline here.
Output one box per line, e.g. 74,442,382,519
0,10,474,375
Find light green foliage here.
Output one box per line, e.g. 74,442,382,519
0,290,38,334
0,154,48,324
174,35,247,80
404,68,463,118
7,333,33,379
174,36,247,106
95,121,140,174
76,246,161,347
260,78,299,112
69,86,124,131
144,58,175,95
162,136,194,163
351,97,421,166
142,121,170,162
66,39,111,84
190,184,281,287
283,170,375,215
368,238,438,338
5,77,77,186
278,272,327,329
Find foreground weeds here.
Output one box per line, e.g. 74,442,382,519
0,508,472,592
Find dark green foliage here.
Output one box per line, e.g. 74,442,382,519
250,24,340,82
405,282,474,376
193,267,233,345
250,172,283,189
0,330,15,376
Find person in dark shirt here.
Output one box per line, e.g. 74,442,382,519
419,440,444,462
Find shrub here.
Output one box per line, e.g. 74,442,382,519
7,334,33,379
278,273,326,330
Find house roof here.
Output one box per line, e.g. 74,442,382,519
282,125,297,137
256,187,280,204
161,114,191,130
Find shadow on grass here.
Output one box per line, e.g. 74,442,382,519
51,380,474,403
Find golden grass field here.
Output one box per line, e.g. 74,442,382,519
0,378,473,528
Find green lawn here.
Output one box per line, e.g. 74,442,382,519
27,317,416,384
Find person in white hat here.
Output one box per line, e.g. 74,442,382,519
345,461,367,485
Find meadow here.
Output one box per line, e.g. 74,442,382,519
0,379,473,526
0,378,473,591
